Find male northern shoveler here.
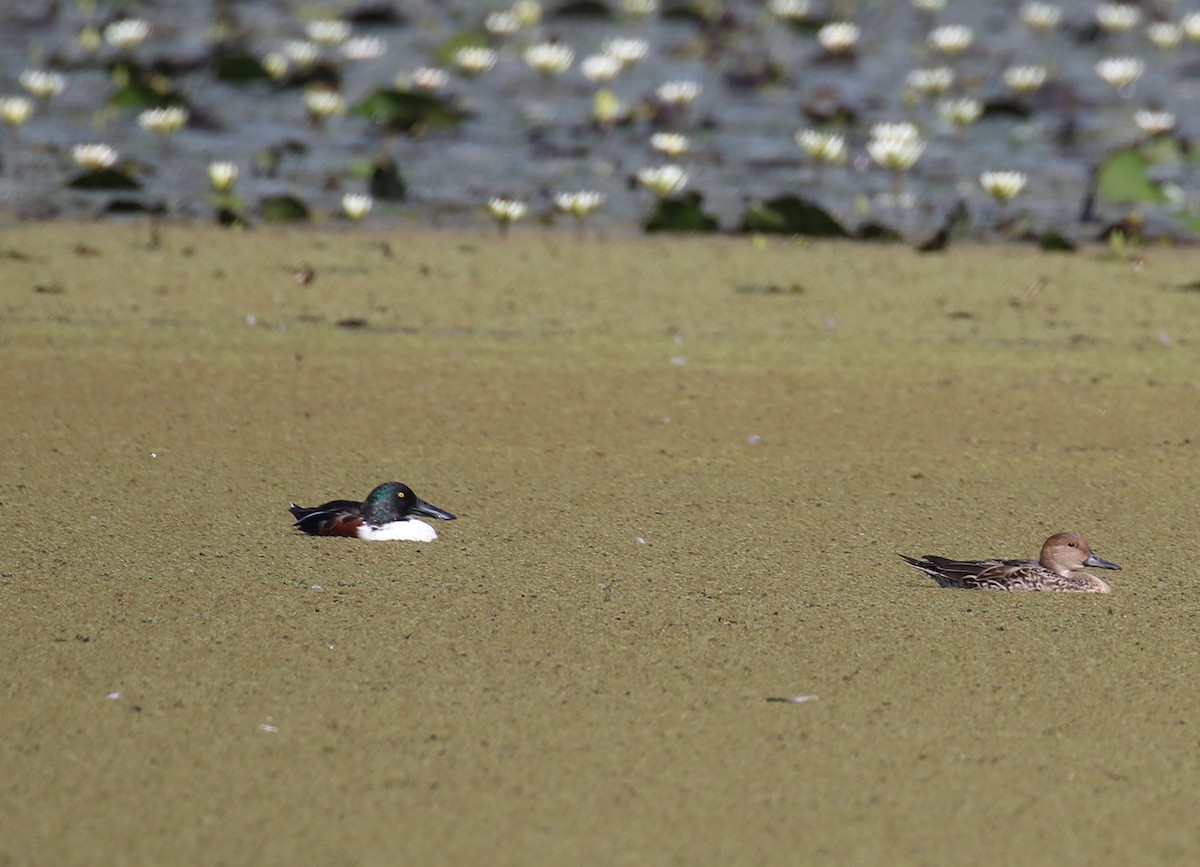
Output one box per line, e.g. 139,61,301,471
289,481,456,542
898,532,1120,593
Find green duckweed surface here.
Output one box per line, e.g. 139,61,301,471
2,224,1200,866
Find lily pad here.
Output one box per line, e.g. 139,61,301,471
214,51,272,85
739,195,850,237
1096,149,1169,205
260,195,311,223
368,156,407,201
1038,230,1077,252
106,63,189,110
67,168,141,191
353,88,469,133
550,1,615,18
644,192,718,233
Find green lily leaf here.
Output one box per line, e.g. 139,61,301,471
353,88,470,133
260,194,311,223
1096,149,1169,205
644,192,718,233
739,195,850,237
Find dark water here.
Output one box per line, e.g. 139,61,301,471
1,0,1197,239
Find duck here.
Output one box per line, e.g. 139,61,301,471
289,481,456,542
898,532,1120,593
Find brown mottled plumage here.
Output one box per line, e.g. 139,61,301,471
899,532,1121,593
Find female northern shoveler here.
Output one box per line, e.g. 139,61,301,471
289,481,456,542
898,532,1120,593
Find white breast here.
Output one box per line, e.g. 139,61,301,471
356,519,439,542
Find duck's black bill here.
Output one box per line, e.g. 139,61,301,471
413,499,456,521
1084,552,1121,571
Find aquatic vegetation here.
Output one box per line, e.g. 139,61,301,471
906,67,954,97
19,70,66,100
523,42,575,77
73,144,120,171
979,171,1027,202
137,106,188,143
795,130,846,166
341,193,373,221
650,132,690,158
927,24,973,56
937,97,982,128
817,23,860,56
0,96,33,128
1019,2,1061,31
1094,4,1141,34
103,19,151,51
643,192,717,233
487,197,528,235
555,191,605,234
208,162,238,194
452,47,498,77
1133,110,1175,137
67,144,139,190
260,194,312,223
637,164,689,198
1003,65,1047,94
740,195,850,237
1095,57,1144,92
354,88,468,134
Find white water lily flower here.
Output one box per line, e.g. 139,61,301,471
927,24,973,55
817,22,860,54
523,42,574,76
581,54,622,83
979,171,1027,201
911,0,946,11
0,96,33,127
870,121,921,144
769,0,811,21
655,80,701,105
1095,57,1144,90
342,193,373,221
103,19,150,50
19,70,66,100
637,164,688,198
867,136,925,171
485,11,521,36
283,40,321,67
1184,12,1200,42
795,130,846,164
1019,2,1061,31
487,197,527,222
342,36,386,61
305,19,351,45
554,190,605,218
907,67,954,96
603,37,649,66
137,106,188,135
303,89,345,119
650,132,690,157
407,67,450,91
1145,22,1182,50
208,161,238,193
1003,65,1048,93
72,143,119,170
1133,109,1176,136
938,97,982,127
453,47,498,77
1095,4,1141,33
512,1,542,26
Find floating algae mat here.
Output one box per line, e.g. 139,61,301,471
2,223,1200,865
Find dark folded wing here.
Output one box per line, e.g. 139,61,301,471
289,499,365,536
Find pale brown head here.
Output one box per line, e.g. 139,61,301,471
1039,532,1122,578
